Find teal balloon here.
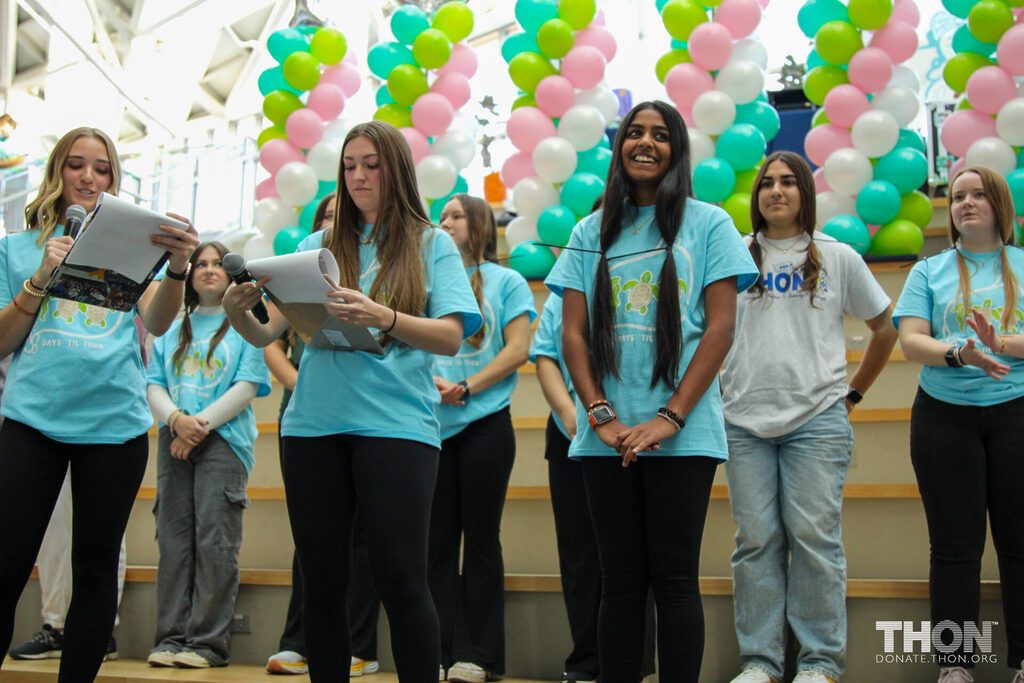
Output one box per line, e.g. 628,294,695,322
597,134,611,150
807,49,826,71
391,5,430,45
952,23,996,56
897,129,926,155
693,157,737,203
856,180,902,225
657,0,673,11
735,102,781,142
508,241,558,279
274,225,311,255
376,84,396,106
670,39,687,49
716,124,767,172
367,41,416,80
942,0,976,19
501,32,541,63
515,0,559,34
299,200,320,231
1007,169,1024,216
874,148,928,195
267,28,309,63
822,214,871,255
560,173,606,218
316,180,337,200
576,146,612,179
430,198,446,224
258,66,300,96
798,0,849,39
537,205,578,246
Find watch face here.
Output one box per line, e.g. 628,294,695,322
591,405,614,424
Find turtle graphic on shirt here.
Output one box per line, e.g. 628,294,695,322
622,271,659,314
54,298,79,322
610,276,621,309
82,304,108,327
181,350,222,379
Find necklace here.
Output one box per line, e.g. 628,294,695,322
761,233,804,253
632,216,655,234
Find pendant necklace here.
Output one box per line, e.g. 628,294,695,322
633,216,655,234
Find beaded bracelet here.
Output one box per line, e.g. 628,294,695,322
22,279,46,298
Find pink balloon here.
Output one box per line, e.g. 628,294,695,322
998,24,1024,76
256,177,278,200
665,63,714,110
804,124,854,167
758,0,770,8
949,157,966,181
940,109,998,157
823,86,869,128
847,47,894,93
260,138,305,174
285,108,325,149
534,75,576,118
400,127,431,164
869,21,918,64
891,0,920,27
688,22,733,70
867,223,881,236
507,106,557,153
678,106,696,128
574,26,617,63
966,66,1017,114
307,84,347,120
321,63,361,98
594,8,606,25
430,72,472,109
715,0,762,39
500,151,536,189
813,167,831,193
561,46,606,90
343,51,358,67
411,93,454,137
437,43,479,79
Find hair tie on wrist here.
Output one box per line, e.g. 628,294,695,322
381,308,398,334
11,297,36,316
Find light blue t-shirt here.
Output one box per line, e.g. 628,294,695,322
545,201,759,459
893,246,1024,406
529,294,576,440
147,312,272,472
0,229,152,442
281,227,483,447
433,261,536,440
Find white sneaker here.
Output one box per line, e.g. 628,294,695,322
447,661,489,683
351,656,380,676
440,665,447,681
730,668,776,683
146,650,177,668
938,667,974,683
793,671,837,683
266,650,307,675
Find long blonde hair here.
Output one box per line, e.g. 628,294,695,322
948,167,1020,331
24,127,121,246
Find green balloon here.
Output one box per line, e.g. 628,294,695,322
847,0,892,30
897,129,926,155
952,23,996,56
558,0,597,30
267,28,309,63
310,27,347,65
734,167,761,194
811,108,831,127
822,214,871,254
274,225,312,256
661,0,708,42
870,219,923,256
374,103,414,129
968,0,1014,44
804,65,849,105
512,93,538,110
693,157,736,203
1007,168,1024,216
815,21,863,66
656,49,692,83
716,124,767,172
432,1,474,42
413,28,452,69
392,5,430,45
282,52,321,91
515,0,559,34
874,147,928,195
722,193,753,234
537,205,578,246
896,190,935,228
943,52,994,92
560,173,606,218
537,18,575,59
509,241,558,279
387,64,429,105
735,102,780,142
857,180,902,225
262,91,303,126
257,125,288,149
508,51,558,93
576,146,612,179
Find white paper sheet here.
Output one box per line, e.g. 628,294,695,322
246,249,340,303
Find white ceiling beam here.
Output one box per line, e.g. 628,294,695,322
193,82,224,116
0,0,18,104
201,52,247,83
83,0,122,69
92,0,132,38
221,0,290,120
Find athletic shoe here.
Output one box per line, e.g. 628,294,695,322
938,668,974,683
147,650,177,667
792,671,837,683
9,624,63,660
103,636,118,661
562,672,597,683
1012,669,1024,683
173,650,213,668
266,650,308,675
351,657,380,676
440,665,447,681
729,669,777,683
447,661,490,683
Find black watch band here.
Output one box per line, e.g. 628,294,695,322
945,345,965,368
846,389,863,404
458,380,470,402
165,263,189,281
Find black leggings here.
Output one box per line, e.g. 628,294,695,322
581,454,718,683
281,433,440,683
0,419,147,683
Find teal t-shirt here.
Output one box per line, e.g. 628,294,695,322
433,261,536,440
544,201,759,460
281,227,483,447
147,312,272,472
893,247,1024,406
0,229,152,442
528,294,576,440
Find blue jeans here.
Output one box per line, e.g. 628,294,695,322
725,398,853,680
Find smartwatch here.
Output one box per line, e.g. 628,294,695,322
945,345,965,368
165,263,190,281
588,401,616,429
846,389,863,404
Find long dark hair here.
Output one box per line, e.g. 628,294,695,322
592,100,690,389
172,241,231,374
449,194,498,348
747,151,822,306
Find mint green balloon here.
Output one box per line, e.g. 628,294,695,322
716,124,767,172
509,242,558,279
815,21,863,66
392,5,430,45
823,215,871,254
1007,168,1024,216
560,173,606,217
508,51,558,93
413,28,452,69
576,146,612,179
537,205,578,246
537,18,575,59
387,64,429,105
502,33,540,63
515,0,559,34
856,180,902,225
282,52,321,91
735,102,780,142
267,28,309,63
274,226,311,256
693,157,736,203
897,129,926,155
874,148,927,195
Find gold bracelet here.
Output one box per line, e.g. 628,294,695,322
22,279,46,297
1000,335,1006,354
167,409,183,432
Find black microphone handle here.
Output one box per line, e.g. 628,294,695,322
228,270,270,324
63,218,83,238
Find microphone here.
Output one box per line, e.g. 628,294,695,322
63,204,87,238
222,252,270,324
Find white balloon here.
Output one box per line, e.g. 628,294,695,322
558,105,607,151
966,136,1017,177
574,87,620,124
692,90,737,136
242,233,276,261
870,85,919,128
512,176,559,220
730,39,768,71
210,227,260,254
306,140,344,181
322,118,355,143
504,215,540,249
715,60,764,105
275,162,319,207
1018,80,1024,99
451,110,481,137
997,98,1024,146
532,137,578,184
253,197,297,235
851,110,899,158
416,154,457,199
824,147,873,196
888,65,920,93
688,129,715,165
815,192,858,228
431,129,476,171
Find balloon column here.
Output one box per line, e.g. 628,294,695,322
657,0,780,235
368,2,479,222
500,0,622,279
253,25,360,258
799,0,927,257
